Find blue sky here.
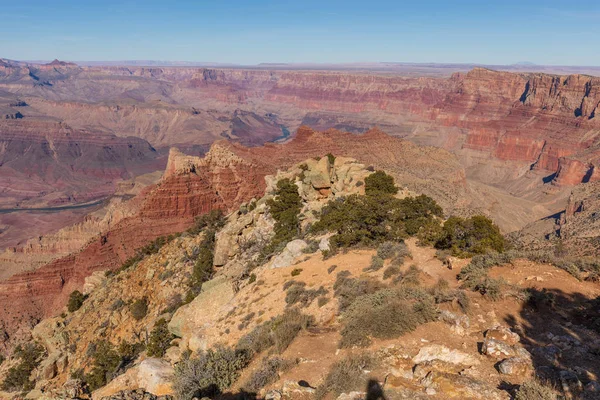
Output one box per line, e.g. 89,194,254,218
0,0,598,65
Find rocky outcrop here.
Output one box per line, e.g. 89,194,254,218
93,359,174,399
168,276,235,352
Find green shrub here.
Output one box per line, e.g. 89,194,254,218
318,296,330,307
263,179,302,258
339,287,438,348
186,209,226,236
1,343,44,392
315,353,373,399
475,277,505,301
435,215,506,257
364,256,384,272
129,297,149,320
326,153,336,165
285,282,327,307
290,268,303,277
187,210,225,291
147,318,175,358
377,241,411,261
84,340,121,391
311,187,442,249
514,379,558,400
333,271,384,312
383,265,401,280
248,273,257,284
396,264,421,286
365,170,398,196
243,356,294,392
417,220,444,246
237,309,314,356
67,290,87,312
117,340,145,365
172,346,250,399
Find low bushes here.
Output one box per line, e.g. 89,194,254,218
339,287,438,348
284,281,328,308
172,346,251,399
377,241,411,263
243,356,295,393
333,271,385,312
237,308,314,356
315,353,374,399
514,379,558,400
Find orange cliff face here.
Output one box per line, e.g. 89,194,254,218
0,128,465,348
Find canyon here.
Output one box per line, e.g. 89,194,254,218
1,60,600,372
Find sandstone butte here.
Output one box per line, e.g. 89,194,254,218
0,127,465,350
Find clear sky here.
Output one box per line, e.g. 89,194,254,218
1,0,598,65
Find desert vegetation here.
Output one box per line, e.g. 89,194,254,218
1,343,45,392
263,178,303,257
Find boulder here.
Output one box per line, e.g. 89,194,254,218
92,359,174,399
269,239,308,269
319,236,331,252
497,357,533,376
485,325,520,345
481,338,530,360
308,157,333,190
413,344,480,367
168,276,234,351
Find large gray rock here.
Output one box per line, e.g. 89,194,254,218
168,276,234,351
92,359,174,399
498,356,533,376
269,239,308,269
481,338,530,360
